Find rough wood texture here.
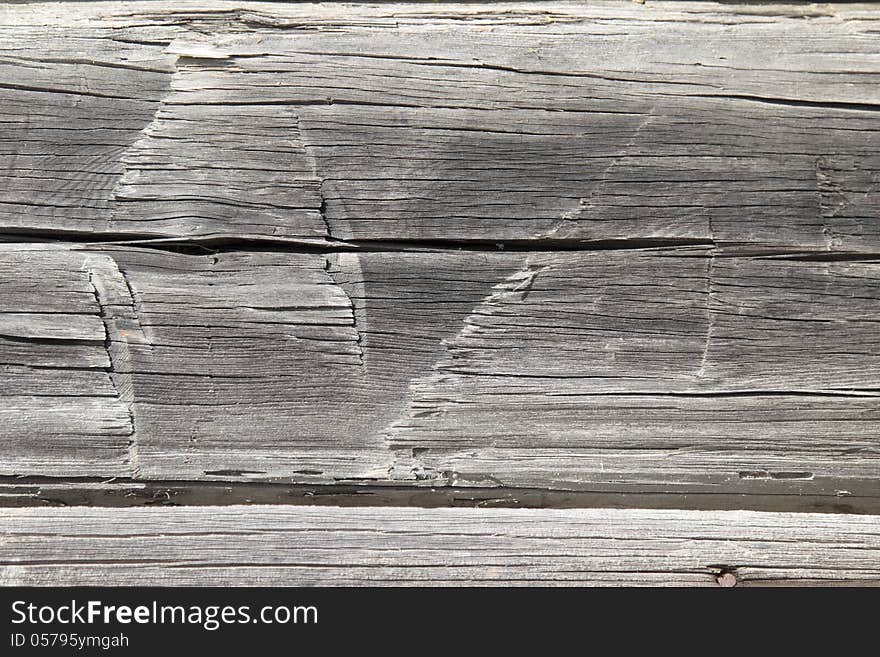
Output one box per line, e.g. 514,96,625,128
0,1,878,247
3,506,880,586
2,1,880,587
2,243,879,503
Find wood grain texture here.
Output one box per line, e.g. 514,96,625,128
387,250,880,491
2,243,879,503
0,2,878,247
0,1,879,522
3,506,880,586
2,0,880,587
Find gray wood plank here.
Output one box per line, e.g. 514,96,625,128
0,2,877,247
0,245,516,482
0,246,133,476
0,244,394,480
0,24,174,236
385,249,880,491
3,244,880,502
0,0,877,594
2,505,879,586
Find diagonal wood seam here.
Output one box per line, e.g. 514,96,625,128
82,255,152,478
324,253,366,369
381,255,547,482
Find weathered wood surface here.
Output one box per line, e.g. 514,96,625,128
0,2,879,518
2,242,880,503
3,506,880,586
1,1,878,248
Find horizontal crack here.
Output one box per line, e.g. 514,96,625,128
6,231,880,259
684,92,880,113
0,230,716,255
0,475,874,513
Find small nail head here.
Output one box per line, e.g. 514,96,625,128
716,572,737,588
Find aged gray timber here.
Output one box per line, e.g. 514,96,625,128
3,506,880,586
0,2,879,513
0,2,878,247
2,243,880,504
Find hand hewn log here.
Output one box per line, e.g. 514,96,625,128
0,2,878,248
4,506,880,586
1,243,879,506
